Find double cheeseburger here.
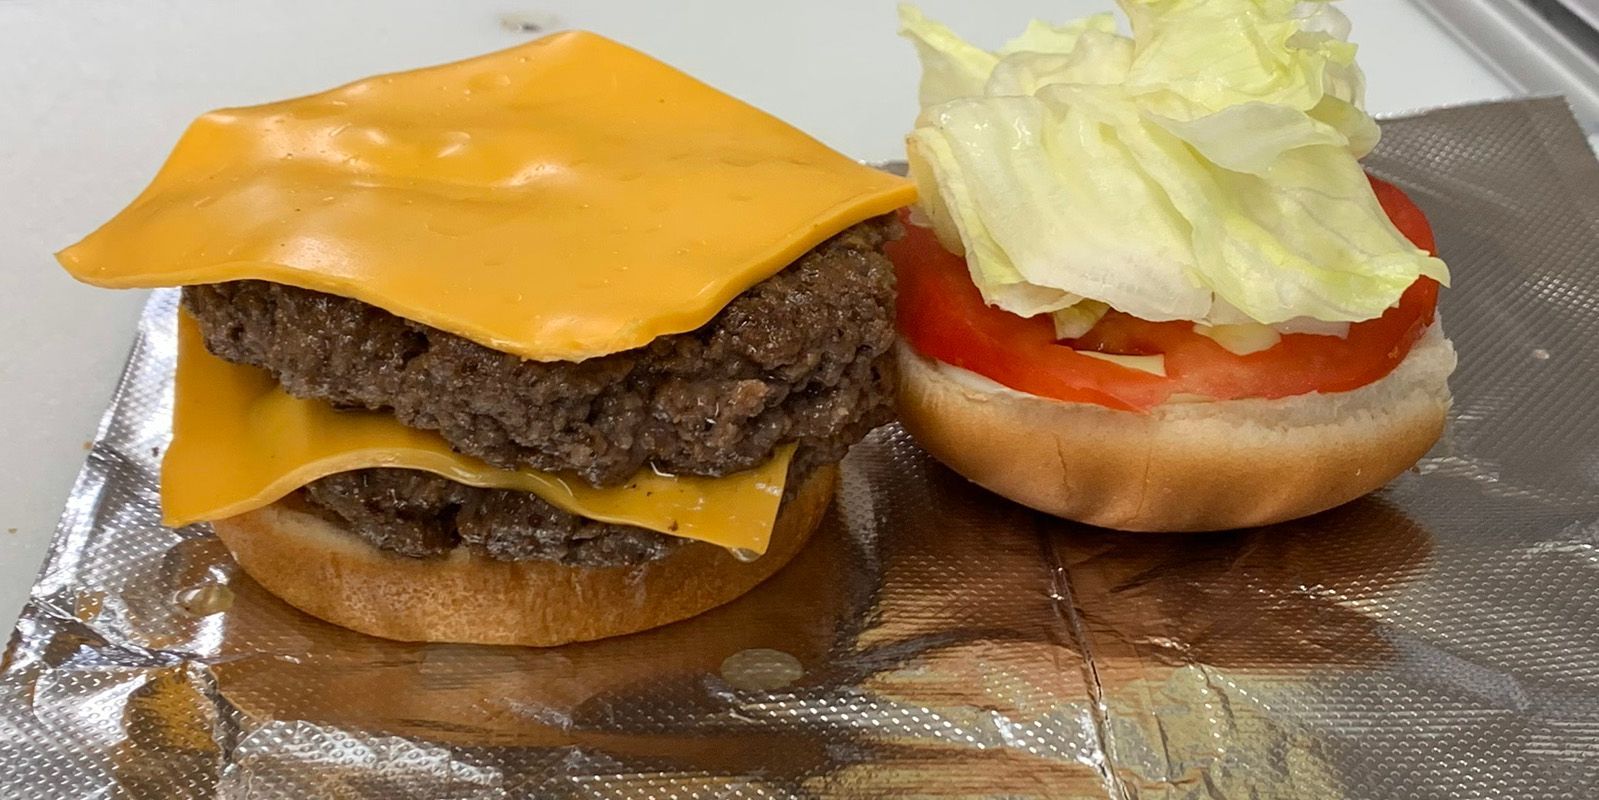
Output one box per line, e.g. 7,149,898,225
891,1,1456,531
58,32,915,645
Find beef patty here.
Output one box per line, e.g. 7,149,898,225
184,216,898,488
300,470,683,567
297,449,825,568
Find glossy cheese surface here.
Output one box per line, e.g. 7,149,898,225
163,313,793,553
58,31,915,361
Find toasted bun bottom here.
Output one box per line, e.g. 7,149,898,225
212,465,837,646
897,326,1456,532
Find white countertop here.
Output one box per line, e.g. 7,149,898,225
0,0,1512,631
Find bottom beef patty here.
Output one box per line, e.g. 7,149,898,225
299,450,825,568
300,470,682,567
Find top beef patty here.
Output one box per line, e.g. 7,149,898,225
182,216,898,487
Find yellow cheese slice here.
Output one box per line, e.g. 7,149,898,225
163,312,793,554
57,31,916,361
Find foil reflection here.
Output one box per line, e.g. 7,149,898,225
1054,497,1433,673
203,508,858,745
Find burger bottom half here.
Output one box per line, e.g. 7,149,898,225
180,217,900,646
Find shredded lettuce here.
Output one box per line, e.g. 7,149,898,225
1051,299,1110,340
899,0,1448,326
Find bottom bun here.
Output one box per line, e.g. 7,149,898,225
897,326,1456,532
212,465,838,646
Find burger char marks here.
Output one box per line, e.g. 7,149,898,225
182,216,898,487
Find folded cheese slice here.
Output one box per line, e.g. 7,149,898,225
57,31,915,362
164,312,794,554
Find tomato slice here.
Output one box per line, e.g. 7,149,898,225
888,177,1441,412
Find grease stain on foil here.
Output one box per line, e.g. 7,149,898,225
719,648,803,691
175,584,234,617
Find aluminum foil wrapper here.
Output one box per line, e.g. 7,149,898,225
4,98,1599,799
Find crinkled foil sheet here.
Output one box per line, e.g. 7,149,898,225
4,98,1599,799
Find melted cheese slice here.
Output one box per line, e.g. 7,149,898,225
57,31,915,361
163,312,793,553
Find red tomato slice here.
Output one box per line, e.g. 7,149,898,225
888,177,1441,412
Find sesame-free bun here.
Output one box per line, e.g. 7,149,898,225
896,326,1455,532
211,465,837,646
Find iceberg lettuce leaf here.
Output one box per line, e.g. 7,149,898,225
897,0,1448,326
